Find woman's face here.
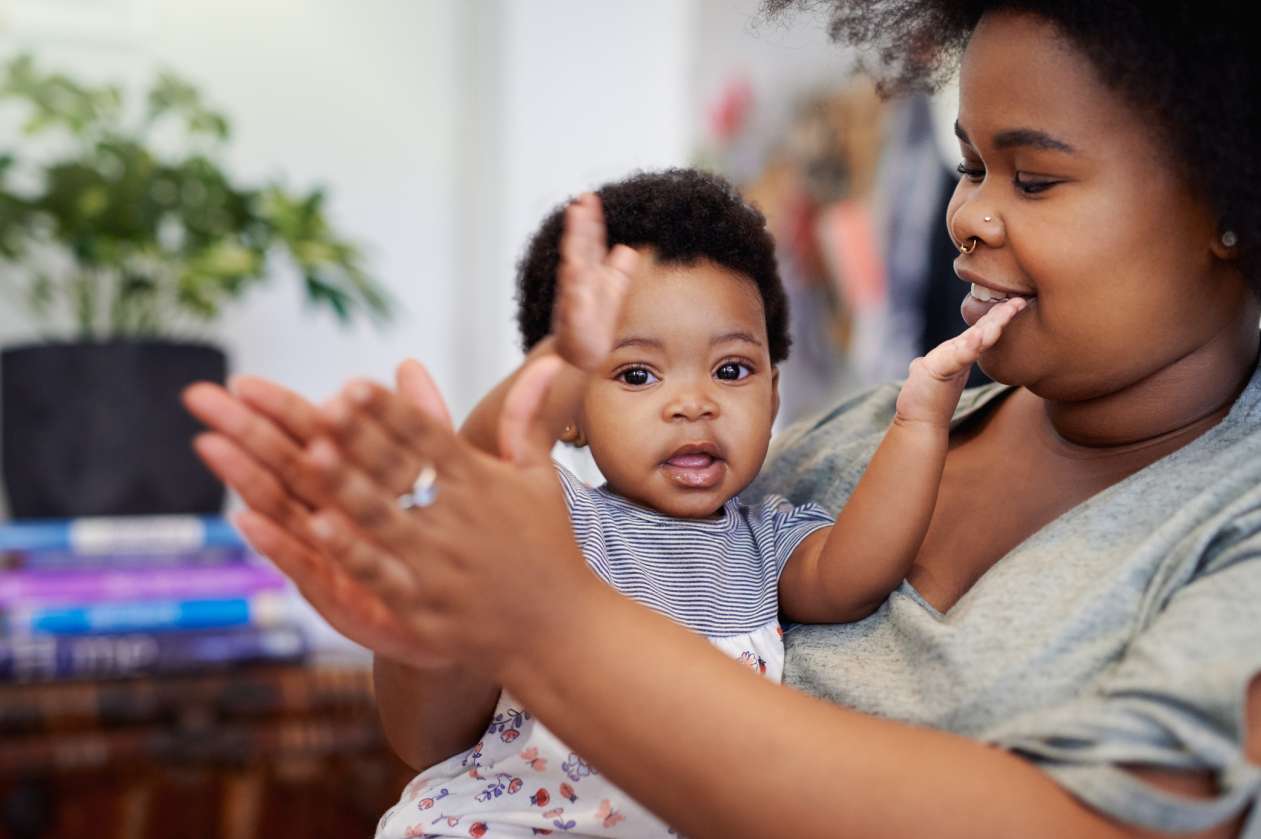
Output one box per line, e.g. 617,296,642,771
947,11,1254,401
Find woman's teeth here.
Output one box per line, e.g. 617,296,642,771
970,283,1009,302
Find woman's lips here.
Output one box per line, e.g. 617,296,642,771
960,287,1036,326
956,265,1036,326
661,453,726,489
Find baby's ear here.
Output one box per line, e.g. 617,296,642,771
770,367,781,424
560,424,589,448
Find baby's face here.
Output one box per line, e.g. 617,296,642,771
577,255,779,518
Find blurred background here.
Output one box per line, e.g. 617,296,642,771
0,1,966,837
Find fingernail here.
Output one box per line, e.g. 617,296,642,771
349,382,372,405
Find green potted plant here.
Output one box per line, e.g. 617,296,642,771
0,54,391,518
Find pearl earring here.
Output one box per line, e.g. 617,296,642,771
1222,230,1239,248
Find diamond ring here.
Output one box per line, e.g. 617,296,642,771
398,464,437,510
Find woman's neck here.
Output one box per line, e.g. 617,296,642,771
1038,323,1259,452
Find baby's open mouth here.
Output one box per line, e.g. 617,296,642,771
661,444,726,489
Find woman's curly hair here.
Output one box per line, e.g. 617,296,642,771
515,168,791,363
764,1,1261,293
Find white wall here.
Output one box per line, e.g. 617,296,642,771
0,0,698,512
456,0,696,419
1,0,464,401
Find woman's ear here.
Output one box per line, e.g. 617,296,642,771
560,423,588,448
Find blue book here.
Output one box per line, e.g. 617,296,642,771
7,592,293,636
0,515,245,554
2,546,250,572
0,625,308,682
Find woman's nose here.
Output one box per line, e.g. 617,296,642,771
947,184,1005,253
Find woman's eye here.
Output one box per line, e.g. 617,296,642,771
617,367,659,386
714,362,752,381
1014,174,1059,195
956,161,985,181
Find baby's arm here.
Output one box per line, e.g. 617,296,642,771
460,194,637,456
778,298,1027,623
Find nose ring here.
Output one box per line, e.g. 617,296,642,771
983,216,993,223
958,237,978,254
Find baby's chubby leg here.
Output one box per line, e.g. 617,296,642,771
894,298,1027,428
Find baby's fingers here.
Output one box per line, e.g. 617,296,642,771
923,298,1026,378
561,193,607,272
975,297,1028,349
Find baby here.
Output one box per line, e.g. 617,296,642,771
376,169,1023,838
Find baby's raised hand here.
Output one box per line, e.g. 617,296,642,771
895,297,1027,427
553,193,639,371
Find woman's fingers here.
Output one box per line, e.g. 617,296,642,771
305,437,425,557
500,355,566,467
328,378,462,476
396,359,455,431
233,509,439,667
229,375,326,444
307,507,418,600
320,390,423,495
193,432,316,540
183,383,326,507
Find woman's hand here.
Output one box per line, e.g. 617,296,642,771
183,363,452,669
185,357,596,677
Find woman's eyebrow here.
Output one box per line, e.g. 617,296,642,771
954,120,1076,154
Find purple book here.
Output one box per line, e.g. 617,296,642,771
0,561,288,608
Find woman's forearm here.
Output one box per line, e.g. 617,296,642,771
497,581,1162,839
373,654,500,771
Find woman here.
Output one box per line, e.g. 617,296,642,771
184,2,1261,835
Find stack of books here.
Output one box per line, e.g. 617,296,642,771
0,515,311,683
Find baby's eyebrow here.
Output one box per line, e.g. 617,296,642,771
712,331,763,347
612,336,664,351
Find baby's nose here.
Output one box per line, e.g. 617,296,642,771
664,390,719,422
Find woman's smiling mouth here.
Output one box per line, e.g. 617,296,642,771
956,267,1036,326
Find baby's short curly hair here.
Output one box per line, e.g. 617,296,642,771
515,168,791,364
764,0,1261,295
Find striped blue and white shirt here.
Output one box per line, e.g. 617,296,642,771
556,463,834,638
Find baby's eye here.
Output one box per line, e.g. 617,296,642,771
617,367,659,387
714,362,752,381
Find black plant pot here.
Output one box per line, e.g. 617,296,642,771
1,340,227,518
